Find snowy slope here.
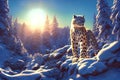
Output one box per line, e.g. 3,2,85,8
0,41,120,80
0,43,29,73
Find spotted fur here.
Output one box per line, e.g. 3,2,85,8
70,15,98,62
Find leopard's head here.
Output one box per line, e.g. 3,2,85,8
72,15,85,26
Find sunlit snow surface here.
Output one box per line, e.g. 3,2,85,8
0,41,120,80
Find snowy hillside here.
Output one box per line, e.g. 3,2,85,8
0,41,120,80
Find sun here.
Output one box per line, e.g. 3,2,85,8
27,8,46,30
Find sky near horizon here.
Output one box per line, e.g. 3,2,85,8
9,0,113,29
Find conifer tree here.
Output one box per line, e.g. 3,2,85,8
111,0,120,41
92,13,99,37
44,15,50,30
112,12,120,40
51,16,59,48
96,0,113,40
111,0,120,25
42,15,51,49
0,0,9,36
0,0,26,54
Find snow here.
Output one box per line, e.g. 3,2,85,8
0,41,120,80
26,53,44,70
65,73,87,80
0,68,60,80
40,68,60,78
77,58,107,76
91,61,107,72
89,68,120,80
68,62,77,75
49,45,70,59
60,59,72,71
112,12,120,40
0,68,41,80
96,41,120,61
96,0,113,41
111,0,120,24
0,44,12,68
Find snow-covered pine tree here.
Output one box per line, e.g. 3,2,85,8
20,23,26,42
59,26,70,46
0,0,26,54
111,0,120,41
44,15,50,31
0,0,9,37
42,15,51,49
111,0,120,25
112,12,120,40
96,0,113,41
51,16,59,49
92,13,99,37
8,16,13,33
13,18,18,27
51,16,59,35
12,18,19,38
93,13,96,31
13,18,24,39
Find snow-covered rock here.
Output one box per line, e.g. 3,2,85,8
89,68,120,80
60,59,72,71
68,62,77,75
96,41,120,61
77,58,107,76
43,59,62,69
26,53,44,70
0,46,29,72
64,73,87,80
49,45,70,59
4,55,27,72
41,68,60,79
43,54,50,61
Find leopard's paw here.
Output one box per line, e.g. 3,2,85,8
72,57,78,63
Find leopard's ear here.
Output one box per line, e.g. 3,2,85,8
73,15,77,18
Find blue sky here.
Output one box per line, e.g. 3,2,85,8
9,0,113,29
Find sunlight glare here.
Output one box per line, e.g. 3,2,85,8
27,9,46,30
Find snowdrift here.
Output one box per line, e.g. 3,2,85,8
0,41,120,80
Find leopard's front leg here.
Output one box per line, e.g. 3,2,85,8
79,34,88,58
71,32,79,62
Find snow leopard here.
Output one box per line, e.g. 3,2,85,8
70,15,98,62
